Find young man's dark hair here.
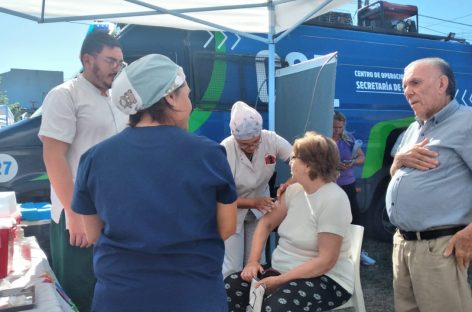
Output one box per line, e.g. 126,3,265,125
80,31,122,63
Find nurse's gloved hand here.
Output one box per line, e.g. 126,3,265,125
252,197,275,214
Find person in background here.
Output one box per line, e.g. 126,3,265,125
386,57,472,311
225,131,354,311
39,30,128,311
221,101,292,277
72,54,237,311
332,111,376,266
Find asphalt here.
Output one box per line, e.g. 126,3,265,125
357,237,394,312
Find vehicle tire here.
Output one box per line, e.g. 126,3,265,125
365,194,395,242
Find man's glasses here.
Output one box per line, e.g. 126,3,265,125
95,55,127,70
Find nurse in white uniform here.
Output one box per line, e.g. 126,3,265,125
221,101,292,277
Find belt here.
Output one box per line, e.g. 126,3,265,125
399,225,466,241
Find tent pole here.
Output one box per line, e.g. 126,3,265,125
268,37,275,131
268,1,275,131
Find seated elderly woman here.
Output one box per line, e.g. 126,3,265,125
225,131,354,312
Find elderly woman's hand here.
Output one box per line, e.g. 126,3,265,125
241,261,263,282
257,275,285,294
252,197,275,214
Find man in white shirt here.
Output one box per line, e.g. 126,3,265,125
39,30,128,311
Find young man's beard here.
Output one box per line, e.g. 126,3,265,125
91,64,113,91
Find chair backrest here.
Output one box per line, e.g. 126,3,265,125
332,224,366,312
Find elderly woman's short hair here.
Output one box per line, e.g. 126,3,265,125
293,131,339,182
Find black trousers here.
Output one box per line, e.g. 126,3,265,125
340,183,360,225
225,269,351,312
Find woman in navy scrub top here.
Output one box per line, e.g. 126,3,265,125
72,54,237,312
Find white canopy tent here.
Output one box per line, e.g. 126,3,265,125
0,0,350,129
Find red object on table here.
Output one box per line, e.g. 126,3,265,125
0,218,16,278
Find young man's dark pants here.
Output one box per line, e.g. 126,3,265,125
50,211,95,312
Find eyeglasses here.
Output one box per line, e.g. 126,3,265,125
95,55,128,70
237,136,262,149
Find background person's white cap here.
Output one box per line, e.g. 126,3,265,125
229,101,263,140
111,54,186,115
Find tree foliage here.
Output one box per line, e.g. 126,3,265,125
1,77,23,121
9,103,23,121
0,88,7,105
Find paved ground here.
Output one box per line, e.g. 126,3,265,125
358,238,394,312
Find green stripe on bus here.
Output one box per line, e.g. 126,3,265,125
361,116,414,179
31,173,49,181
188,32,227,132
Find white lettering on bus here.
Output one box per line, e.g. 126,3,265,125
355,81,404,92
354,70,374,78
254,50,404,102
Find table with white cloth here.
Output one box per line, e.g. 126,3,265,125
0,236,75,312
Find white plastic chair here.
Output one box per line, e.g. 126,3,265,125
331,224,366,312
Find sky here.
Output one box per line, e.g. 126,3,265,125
0,0,471,80
0,15,89,80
